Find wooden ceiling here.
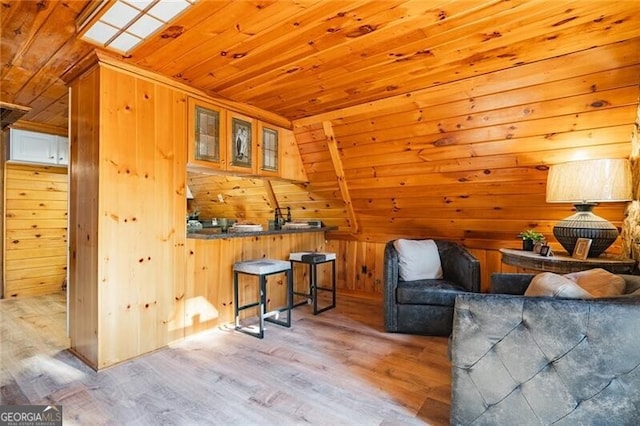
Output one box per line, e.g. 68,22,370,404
2,0,639,130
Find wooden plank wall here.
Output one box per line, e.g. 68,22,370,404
68,62,188,369
188,40,639,294
290,39,640,294
98,65,187,368
1,131,5,295
3,163,67,298
68,65,101,367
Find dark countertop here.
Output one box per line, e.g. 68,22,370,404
187,226,337,240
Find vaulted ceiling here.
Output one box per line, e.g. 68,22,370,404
3,0,638,129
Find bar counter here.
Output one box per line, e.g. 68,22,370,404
187,226,337,239
183,226,335,339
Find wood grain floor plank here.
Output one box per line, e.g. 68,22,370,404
0,292,450,425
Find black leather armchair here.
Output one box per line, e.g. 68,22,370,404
384,239,480,336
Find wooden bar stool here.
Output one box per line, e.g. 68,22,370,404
289,252,336,315
233,259,293,338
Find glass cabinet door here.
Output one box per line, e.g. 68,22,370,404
256,121,280,177
261,126,278,172
188,98,226,169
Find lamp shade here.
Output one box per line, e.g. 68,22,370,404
546,158,632,257
546,158,632,203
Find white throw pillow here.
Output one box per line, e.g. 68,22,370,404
394,239,443,281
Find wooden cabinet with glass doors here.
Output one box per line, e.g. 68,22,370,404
187,96,307,182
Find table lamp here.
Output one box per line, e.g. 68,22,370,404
546,158,632,257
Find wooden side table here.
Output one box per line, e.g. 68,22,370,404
499,248,636,274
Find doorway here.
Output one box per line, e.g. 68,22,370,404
2,161,68,343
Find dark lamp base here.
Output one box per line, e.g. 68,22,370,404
552,204,619,257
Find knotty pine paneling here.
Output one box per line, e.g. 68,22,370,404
68,62,187,370
293,41,639,257
1,0,91,129
288,41,639,295
0,132,4,296
183,232,327,337
3,163,67,298
68,65,100,366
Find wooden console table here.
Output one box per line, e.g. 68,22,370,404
499,248,636,274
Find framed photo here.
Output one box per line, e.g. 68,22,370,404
572,238,592,260
539,245,552,257
230,116,252,168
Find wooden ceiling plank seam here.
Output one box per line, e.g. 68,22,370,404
323,120,357,233
154,2,290,78
332,84,639,147
150,0,325,80
251,3,633,115
342,141,631,179
181,0,344,88
292,36,640,126
348,182,549,200
0,0,64,75
331,65,640,137
237,0,546,104
130,0,234,69
191,0,413,91
353,126,634,168
12,35,94,109
201,0,466,92
276,35,637,120
423,124,634,161
345,167,548,191
333,104,638,155
1,1,83,97
20,87,69,129
210,0,513,100
340,103,637,161
335,0,615,76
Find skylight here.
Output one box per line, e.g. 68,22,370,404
77,0,196,54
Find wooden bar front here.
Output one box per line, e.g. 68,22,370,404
183,230,329,338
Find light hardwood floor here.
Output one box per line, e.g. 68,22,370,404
0,292,451,425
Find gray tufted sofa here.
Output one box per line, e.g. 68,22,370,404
384,239,480,336
450,284,640,425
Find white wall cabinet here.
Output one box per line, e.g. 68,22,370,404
9,128,68,166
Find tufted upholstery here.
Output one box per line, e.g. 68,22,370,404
384,239,480,336
450,293,640,425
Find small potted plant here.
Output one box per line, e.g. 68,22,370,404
518,229,545,251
